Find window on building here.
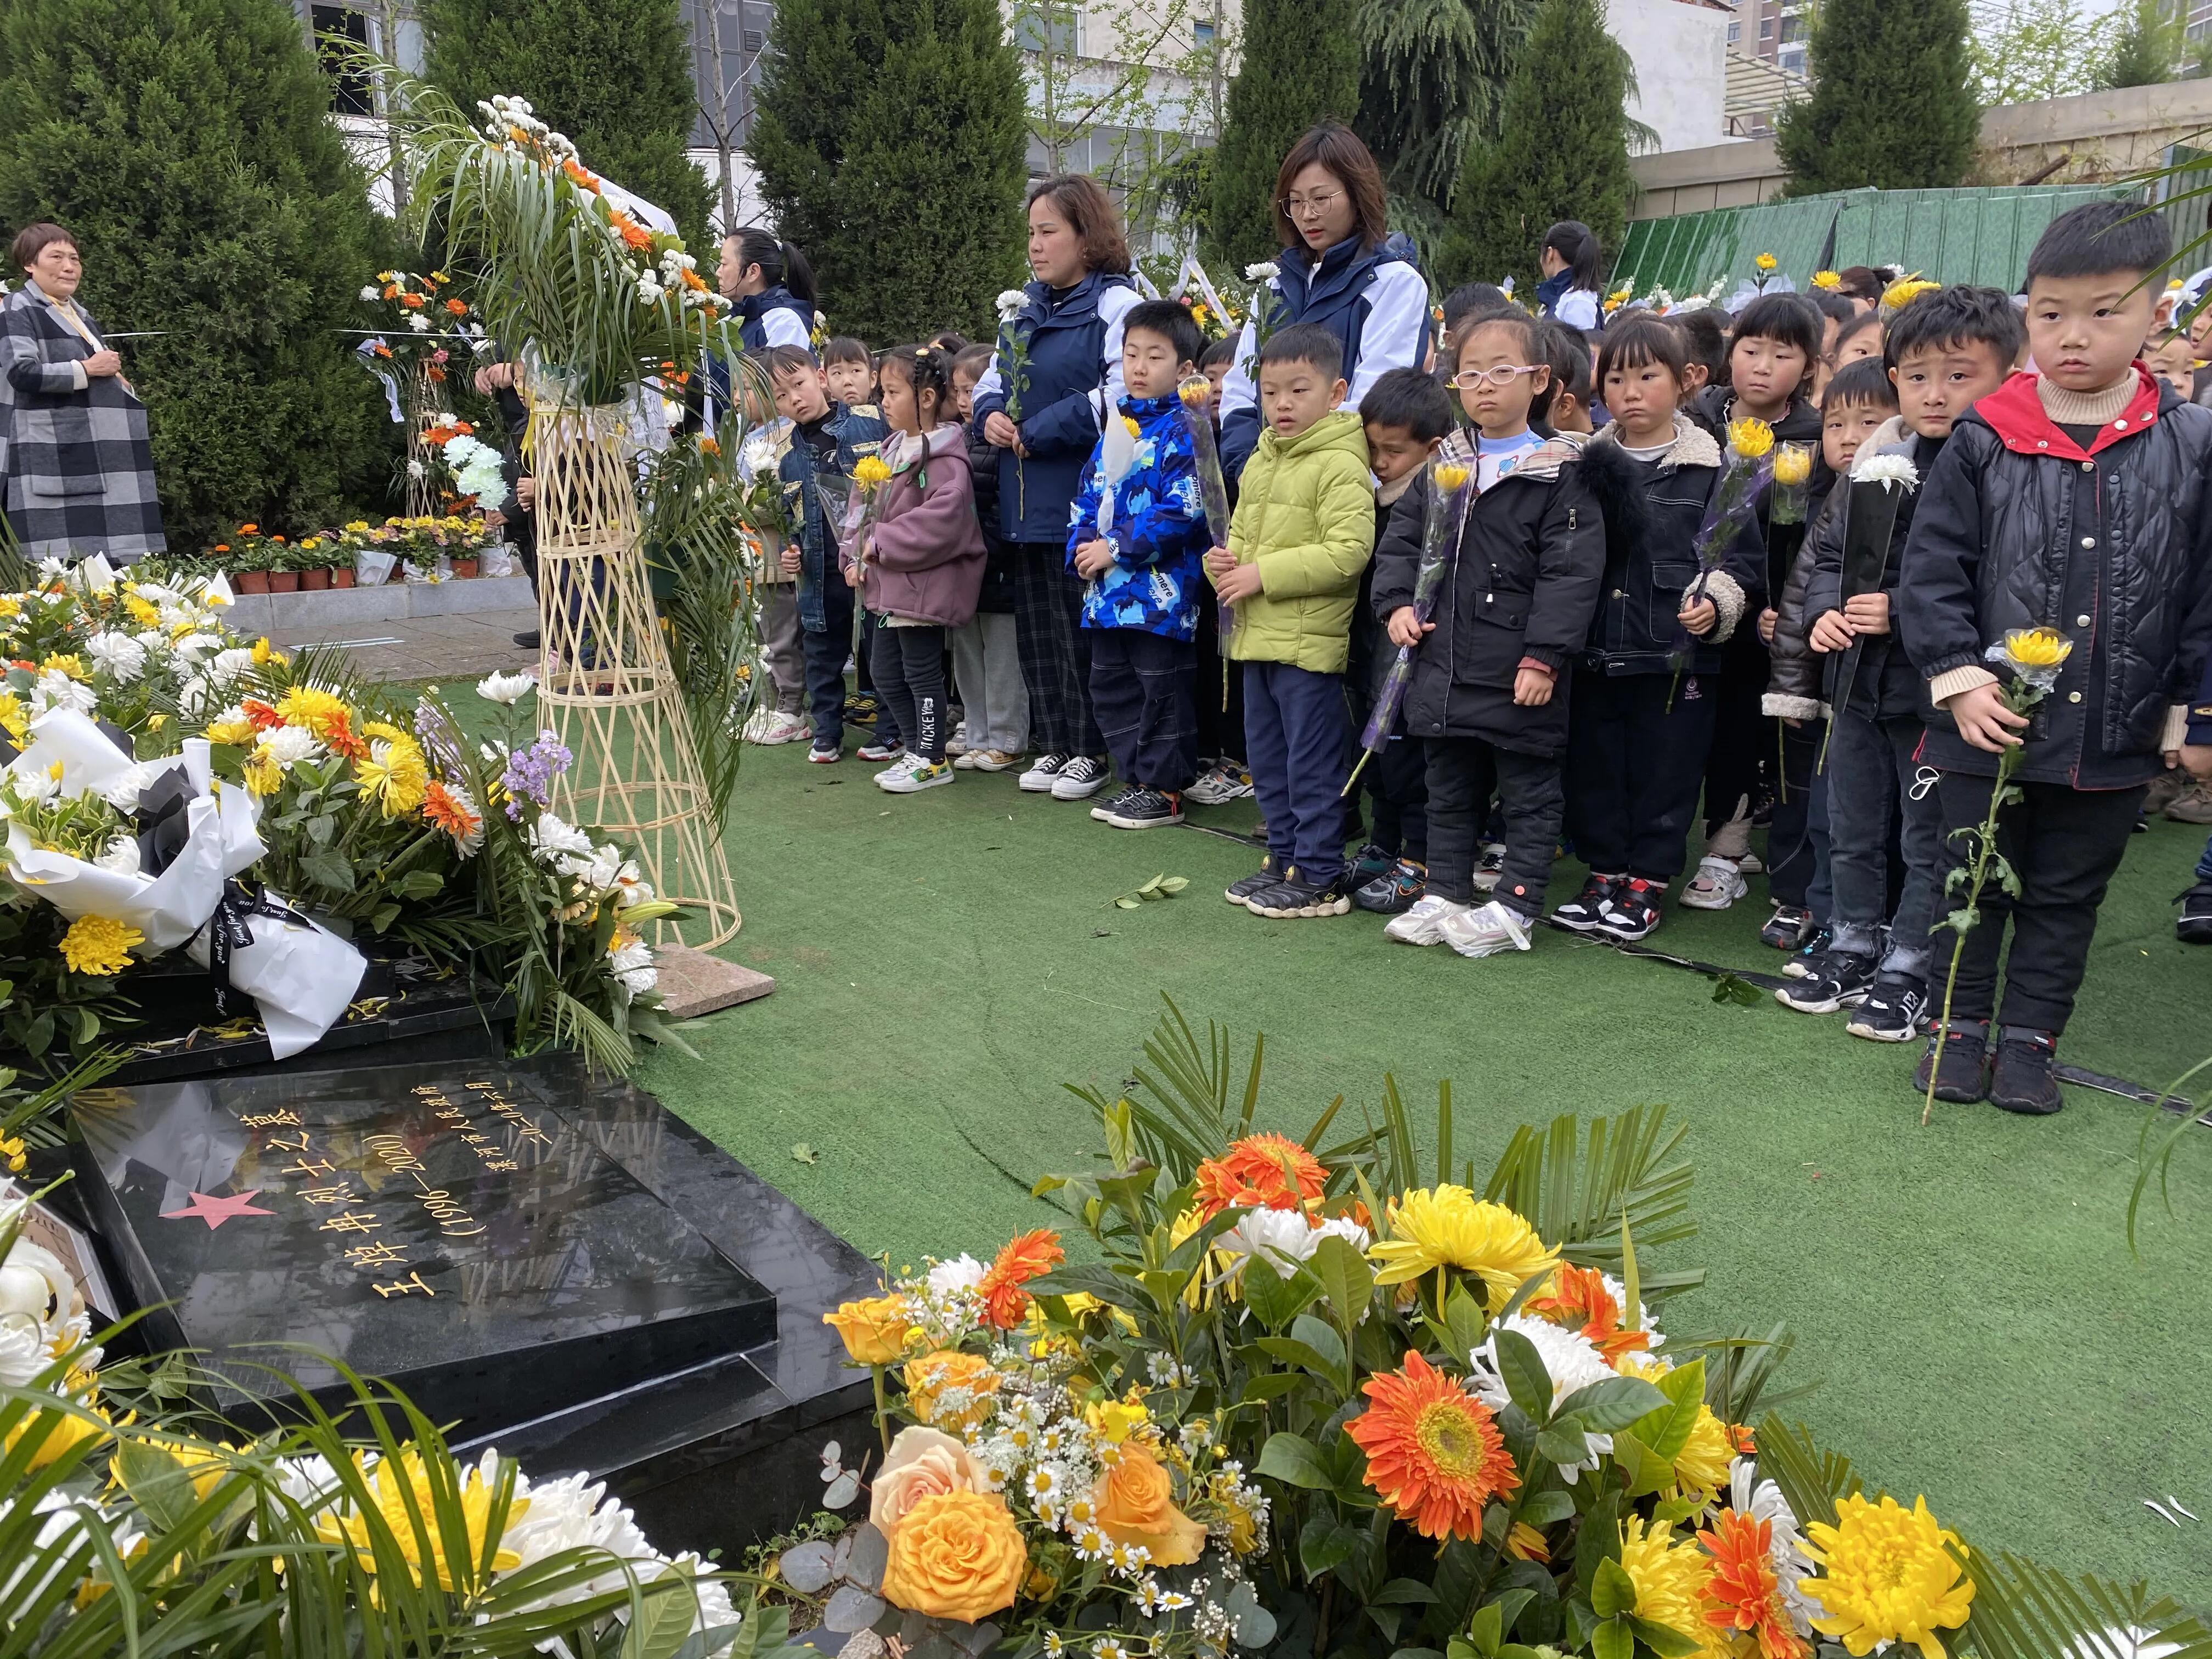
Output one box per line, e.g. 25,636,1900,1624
1193,19,1214,44
2190,15,2209,37
1779,44,1805,71
742,27,765,50
1013,9,1080,55
1778,14,1801,41
1726,19,1740,40
312,4,373,115
1759,16,1774,37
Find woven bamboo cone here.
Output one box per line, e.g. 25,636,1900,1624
532,402,740,949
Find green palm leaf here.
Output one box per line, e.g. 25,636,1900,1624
1961,1550,2212,1659
1481,1104,1701,1289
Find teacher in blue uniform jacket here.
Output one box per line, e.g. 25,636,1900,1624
969,176,1141,800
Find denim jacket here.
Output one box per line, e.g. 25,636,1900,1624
778,403,890,631
1064,393,1210,641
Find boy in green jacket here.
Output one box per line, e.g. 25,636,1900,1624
1206,323,1379,918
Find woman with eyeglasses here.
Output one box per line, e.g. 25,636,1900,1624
1535,222,1603,331
1215,122,1432,483
1,222,165,561
968,174,1142,803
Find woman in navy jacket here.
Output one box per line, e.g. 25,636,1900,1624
969,176,1141,798
1216,123,1431,481
720,228,819,353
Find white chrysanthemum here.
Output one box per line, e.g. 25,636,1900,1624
995,289,1028,320
617,963,658,997
171,631,221,661
927,1254,987,1296
1850,451,1919,492
1217,1207,1372,1280
84,631,148,682
97,761,153,811
1243,261,1279,281
496,1469,662,1609
208,647,256,685
1729,1459,1816,1635
408,312,432,334
29,670,95,717
528,811,594,860
1469,1314,1616,1480
477,670,537,706
95,834,141,876
263,725,321,767
0,1321,55,1388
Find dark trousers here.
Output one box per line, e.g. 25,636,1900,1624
1364,735,1429,862
1243,661,1349,882
1195,584,1247,763
1565,671,1719,884
1764,718,1823,909
1702,634,1771,836
1931,772,2146,1033
1426,737,1564,916
1088,629,1199,791
1011,541,1101,759
1826,709,1943,981
871,622,948,761
801,577,858,749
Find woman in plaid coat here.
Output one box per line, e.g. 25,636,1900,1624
1,223,165,561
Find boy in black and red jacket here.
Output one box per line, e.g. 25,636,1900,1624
1898,202,2212,1114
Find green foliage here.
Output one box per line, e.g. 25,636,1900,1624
0,0,398,550
1438,0,1635,294
749,0,1026,343
1206,0,1360,271
2097,0,2189,89
1969,0,2098,106
1775,0,1978,196
419,0,714,250
1354,0,1537,218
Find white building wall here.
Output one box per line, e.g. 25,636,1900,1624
1606,0,1732,154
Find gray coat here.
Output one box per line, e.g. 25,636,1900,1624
0,284,166,560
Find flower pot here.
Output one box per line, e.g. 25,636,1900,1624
332,568,356,589
450,557,479,579
267,571,300,594
301,568,331,591
235,571,269,595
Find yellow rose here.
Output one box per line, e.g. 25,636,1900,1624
879,1491,1026,1624
870,1426,989,1533
1093,1442,1206,1566
823,1295,913,1365
903,1350,1002,1434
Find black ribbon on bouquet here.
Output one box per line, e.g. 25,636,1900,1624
135,768,198,877
190,879,318,1019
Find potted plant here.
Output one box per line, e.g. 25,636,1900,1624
221,526,272,594
296,534,333,591
266,535,300,594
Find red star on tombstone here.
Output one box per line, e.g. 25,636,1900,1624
160,1189,274,1229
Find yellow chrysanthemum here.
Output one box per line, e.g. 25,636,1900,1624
123,594,159,626
205,714,257,748
0,692,27,742
1672,1403,1736,1500
1812,269,1842,290
1771,443,1813,487
1179,376,1211,407
40,653,86,681
275,685,357,741
853,455,893,492
1367,1185,1559,1309
1754,252,1778,272
1799,1493,1974,1658
315,1449,524,1595
242,747,284,797
1433,462,1472,494
1881,276,1942,315
1618,1515,1726,1656
60,915,143,977
355,728,429,819
1726,417,1775,461
1999,627,2071,672
251,637,287,667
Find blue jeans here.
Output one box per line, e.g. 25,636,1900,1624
1243,661,1349,883
802,576,857,749
1824,709,1942,981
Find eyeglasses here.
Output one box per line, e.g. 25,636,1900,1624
1447,364,1543,390
1277,190,1344,220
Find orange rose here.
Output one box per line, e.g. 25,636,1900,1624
879,1491,1025,1624
1093,1443,1206,1566
870,1426,988,1532
823,1295,913,1365
902,1350,1001,1434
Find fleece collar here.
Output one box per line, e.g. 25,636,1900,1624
1588,411,1722,471
1973,365,2164,461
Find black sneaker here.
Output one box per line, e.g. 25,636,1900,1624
2177,882,2212,945
1105,788,1184,830
1915,1019,1991,1104
1473,843,1506,894
1593,879,1663,942
512,629,541,649
1989,1026,2064,1115
1354,857,1428,915
1776,951,1875,1014
1350,842,1396,884
1846,975,1927,1041
1090,782,1142,822
1245,866,1354,918
1781,925,1833,980
1225,858,1278,904
1760,904,1813,951
1550,872,1622,933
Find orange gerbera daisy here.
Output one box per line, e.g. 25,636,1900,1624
444,297,467,316
241,698,284,732
562,157,602,194
1699,1510,1810,1659
1346,1351,1519,1540
610,210,654,252
423,780,483,854
1192,1131,1327,1221
400,292,425,308
1525,1263,1650,1362
976,1229,1064,1329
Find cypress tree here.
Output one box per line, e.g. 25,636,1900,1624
1776,0,1977,195
1207,0,1360,272
2097,0,2186,89
0,0,394,549
751,0,1024,342
421,0,714,249
1439,0,1633,294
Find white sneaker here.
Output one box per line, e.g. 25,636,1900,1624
1679,854,1748,911
1050,755,1110,800
945,722,970,757
757,710,807,745
1019,752,1069,792
1383,894,1468,946
969,749,1020,772
877,754,953,793
1439,899,1532,958
1185,761,1253,805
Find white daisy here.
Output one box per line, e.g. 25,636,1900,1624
1468,1314,1617,1481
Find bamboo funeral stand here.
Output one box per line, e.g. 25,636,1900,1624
532,400,742,951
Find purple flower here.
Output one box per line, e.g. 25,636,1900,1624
499,729,572,819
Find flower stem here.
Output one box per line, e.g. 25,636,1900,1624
1922,740,2021,1127
872,1363,891,1455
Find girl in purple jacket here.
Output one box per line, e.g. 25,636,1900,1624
847,343,987,793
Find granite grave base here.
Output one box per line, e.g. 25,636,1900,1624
68,1054,876,1557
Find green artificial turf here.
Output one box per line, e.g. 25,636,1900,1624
640,738,2212,1604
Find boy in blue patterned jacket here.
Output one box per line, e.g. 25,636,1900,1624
1066,300,1212,829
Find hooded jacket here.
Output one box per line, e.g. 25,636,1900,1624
853,426,986,629
1897,368,2212,787
1216,408,1375,673
1065,392,1210,641
1370,433,1604,755
1575,415,1759,677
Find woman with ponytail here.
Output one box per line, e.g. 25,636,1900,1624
720,227,821,353
1535,222,1602,330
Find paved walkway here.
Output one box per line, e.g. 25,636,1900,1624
267,603,538,683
